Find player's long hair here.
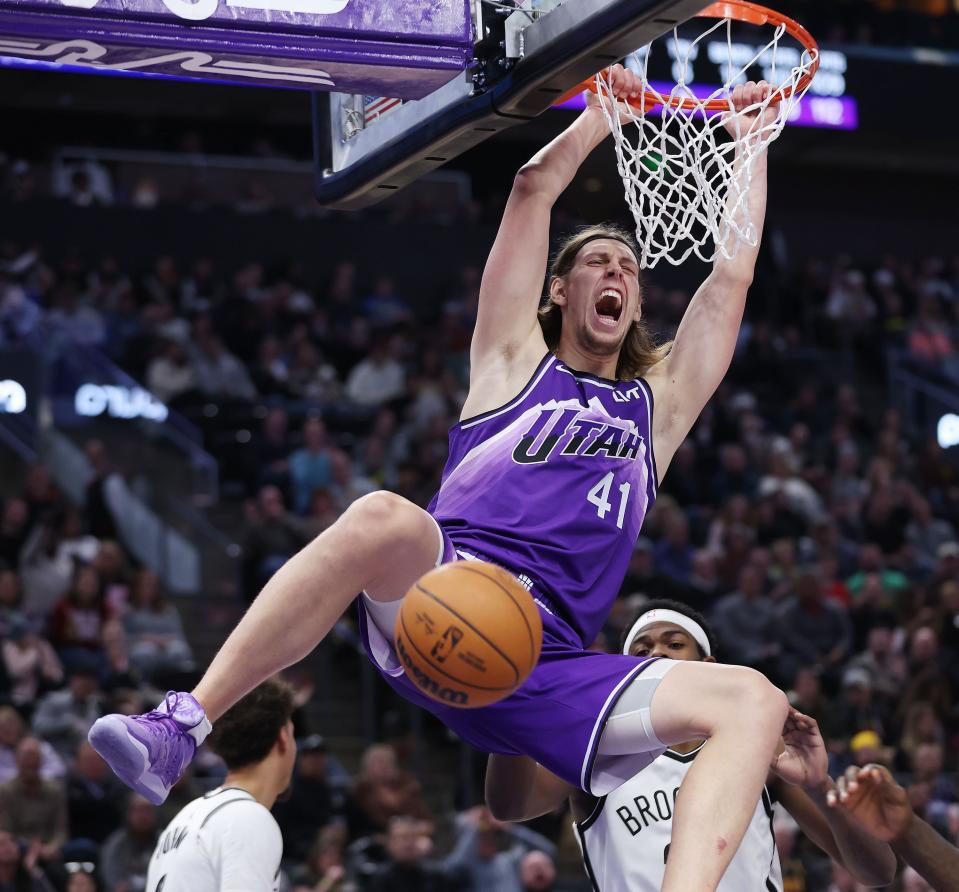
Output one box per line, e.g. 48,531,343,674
538,224,671,380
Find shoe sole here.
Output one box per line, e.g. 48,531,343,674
88,715,169,806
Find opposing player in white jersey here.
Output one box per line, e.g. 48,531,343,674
486,600,896,891
146,678,296,892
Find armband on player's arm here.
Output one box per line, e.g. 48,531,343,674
485,754,574,822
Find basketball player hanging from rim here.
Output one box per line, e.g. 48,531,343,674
486,599,897,892
93,65,807,891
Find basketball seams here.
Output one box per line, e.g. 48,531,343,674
402,588,518,691
415,583,522,686
447,564,540,666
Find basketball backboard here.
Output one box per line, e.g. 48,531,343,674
313,0,707,209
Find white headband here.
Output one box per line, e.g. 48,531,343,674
622,608,711,657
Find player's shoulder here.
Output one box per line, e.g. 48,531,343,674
196,789,278,834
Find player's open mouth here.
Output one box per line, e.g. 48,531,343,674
594,288,623,326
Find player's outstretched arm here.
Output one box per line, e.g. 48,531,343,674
829,764,959,892
485,754,574,822
644,81,773,475
470,64,642,371
770,712,897,887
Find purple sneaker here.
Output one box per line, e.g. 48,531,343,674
88,691,212,805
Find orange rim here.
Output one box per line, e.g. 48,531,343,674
557,0,820,112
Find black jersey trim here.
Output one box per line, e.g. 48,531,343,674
199,792,256,829
636,377,659,490
456,352,554,428
660,742,706,764
574,822,603,892
577,794,607,832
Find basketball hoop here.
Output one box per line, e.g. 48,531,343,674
564,1,820,268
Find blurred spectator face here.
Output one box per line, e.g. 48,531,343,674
75,742,107,782
126,795,157,836
386,817,421,865
303,417,327,450
912,743,943,782
792,668,820,705
858,573,885,606
664,512,689,548
795,572,821,606
690,550,716,582
720,444,747,473
910,627,938,664
866,625,892,656
361,744,397,783
263,407,288,440
520,851,556,891
257,486,285,520
0,707,24,748
330,451,354,487
16,737,42,783
0,570,19,608
941,580,959,613
131,570,160,609
738,564,763,599
1,498,27,530
842,674,872,708
72,566,101,607
858,544,883,572
68,670,99,700
298,749,328,781
93,541,124,579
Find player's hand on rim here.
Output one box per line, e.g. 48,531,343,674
586,63,643,123
721,80,781,140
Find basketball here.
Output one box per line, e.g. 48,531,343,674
394,562,543,709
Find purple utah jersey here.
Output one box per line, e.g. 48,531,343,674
429,351,657,647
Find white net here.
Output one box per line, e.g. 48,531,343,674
595,14,818,268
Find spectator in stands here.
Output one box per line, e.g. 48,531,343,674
345,337,405,407
347,745,430,840
366,816,452,892
0,499,30,568
301,489,341,540
242,486,308,600
291,824,355,892
19,508,99,618
896,626,954,728
190,332,256,401
48,565,113,676
83,441,119,543
442,806,556,892
652,509,693,585
252,406,292,493
290,416,335,515
0,614,62,713
0,568,23,637
274,735,344,863
47,283,105,348
91,541,130,615
98,794,157,892
0,829,54,892
67,741,122,846
287,341,341,403
32,663,106,760
145,338,196,405
0,707,65,785
710,563,782,680
122,569,193,681
821,667,886,751
907,295,953,367
777,568,852,688
846,622,907,713
0,738,68,864
519,851,556,892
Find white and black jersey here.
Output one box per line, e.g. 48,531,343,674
146,787,282,892
574,744,783,892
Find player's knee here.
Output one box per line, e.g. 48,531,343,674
342,491,420,547
723,666,788,727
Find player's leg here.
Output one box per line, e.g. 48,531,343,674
89,491,440,804
598,661,788,892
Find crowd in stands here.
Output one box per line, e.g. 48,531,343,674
1,173,959,890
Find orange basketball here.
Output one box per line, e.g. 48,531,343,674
394,561,543,709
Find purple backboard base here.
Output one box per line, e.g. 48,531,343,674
0,0,472,96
